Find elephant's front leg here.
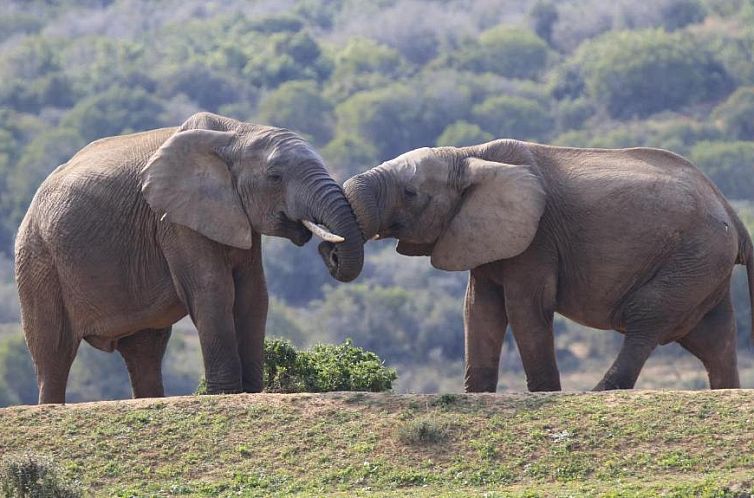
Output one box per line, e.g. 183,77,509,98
464,270,508,392
163,232,243,394
191,284,243,394
504,270,561,392
232,238,267,393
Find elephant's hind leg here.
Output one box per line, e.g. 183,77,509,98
116,327,172,398
17,257,79,404
678,292,739,389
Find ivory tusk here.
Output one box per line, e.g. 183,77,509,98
371,234,380,240
302,219,345,243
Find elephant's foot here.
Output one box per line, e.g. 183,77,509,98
205,383,243,395
526,377,561,392
464,366,499,393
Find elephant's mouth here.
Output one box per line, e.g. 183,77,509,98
275,212,348,248
275,212,312,246
374,222,402,240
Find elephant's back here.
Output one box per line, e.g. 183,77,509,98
32,128,176,233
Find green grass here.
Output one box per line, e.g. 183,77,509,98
1,391,754,496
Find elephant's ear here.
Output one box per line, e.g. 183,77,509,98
430,157,545,271
140,128,253,249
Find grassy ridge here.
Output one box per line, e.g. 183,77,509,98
1,391,754,496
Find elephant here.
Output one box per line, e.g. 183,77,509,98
15,112,363,404
328,139,754,392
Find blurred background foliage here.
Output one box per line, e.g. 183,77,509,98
0,0,753,404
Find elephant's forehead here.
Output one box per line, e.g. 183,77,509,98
383,149,448,184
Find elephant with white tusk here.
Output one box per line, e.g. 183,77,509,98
15,112,364,404
327,139,754,392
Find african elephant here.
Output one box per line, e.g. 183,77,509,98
329,139,754,392
15,112,363,404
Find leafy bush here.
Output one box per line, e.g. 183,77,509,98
689,141,754,200
562,29,733,119
263,338,397,393
397,416,451,445
712,86,754,140
554,98,595,132
456,27,549,79
436,121,493,147
334,82,460,160
258,80,333,145
0,335,37,406
0,454,80,498
198,338,397,394
471,95,554,141
61,85,166,142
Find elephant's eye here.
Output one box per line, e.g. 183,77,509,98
404,187,417,199
267,173,282,183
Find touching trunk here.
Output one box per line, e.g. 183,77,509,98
342,171,383,241
298,172,364,282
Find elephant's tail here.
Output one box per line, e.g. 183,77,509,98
729,205,754,346
746,238,754,344
738,218,754,346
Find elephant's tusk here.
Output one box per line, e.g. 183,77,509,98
302,219,345,243
371,234,380,240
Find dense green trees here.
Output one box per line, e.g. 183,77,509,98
456,27,550,80
258,80,333,144
558,29,733,119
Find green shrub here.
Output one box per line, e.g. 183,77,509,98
713,86,754,140
559,29,733,119
303,340,397,392
263,338,307,393
198,339,397,394
257,80,333,145
689,141,754,200
471,95,554,141
457,27,550,79
0,454,80,498
436,121,493,147
397,416,451,445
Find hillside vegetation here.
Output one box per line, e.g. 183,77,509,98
0,0,753,404
2,391,754,496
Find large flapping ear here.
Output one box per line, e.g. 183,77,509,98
430,157,546,271
140,128,253,249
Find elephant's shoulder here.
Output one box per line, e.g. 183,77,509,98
74,127,177,162
56,128,178,179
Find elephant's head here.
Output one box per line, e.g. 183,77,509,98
140,112,363,282
335,140,546,271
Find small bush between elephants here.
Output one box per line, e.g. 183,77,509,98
196,339,397,394
263,338,397,393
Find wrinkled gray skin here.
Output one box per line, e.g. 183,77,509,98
15,112,363,404
335,139,754,392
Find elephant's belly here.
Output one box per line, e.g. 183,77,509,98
555,284,625,332
556,304,620,332
61,272,188,342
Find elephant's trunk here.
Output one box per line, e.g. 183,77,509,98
342,169,385,241
296,169,364,282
